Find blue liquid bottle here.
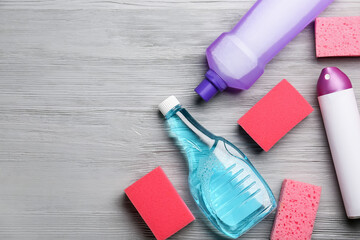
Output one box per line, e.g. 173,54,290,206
159,96,276,238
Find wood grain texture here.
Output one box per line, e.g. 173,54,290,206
0,0,360,239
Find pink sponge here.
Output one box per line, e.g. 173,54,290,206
125,167,195,240
315,16,360,57
238,79,313,152
270,179,322,240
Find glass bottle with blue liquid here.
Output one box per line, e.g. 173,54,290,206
159,96,276,239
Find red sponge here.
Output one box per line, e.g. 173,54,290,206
315,16,360,57
238,79,313,152
270,179,322,240
125,167,195,240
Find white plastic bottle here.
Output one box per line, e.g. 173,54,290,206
317,67,360,219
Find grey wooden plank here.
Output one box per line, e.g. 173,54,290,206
0,0,360,10
0,1,360,239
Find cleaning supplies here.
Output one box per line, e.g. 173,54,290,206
158,96,276,239
317,67,360,219
125,167,195,240
238,79,313,152
195,0,333,101
315,16,360,57
270,179,322,240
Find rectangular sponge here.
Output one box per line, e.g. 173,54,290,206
125,167,195,240
271,179,322,240
238,79,313,152
315,16,360,57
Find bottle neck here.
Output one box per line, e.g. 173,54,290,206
166,105,216,147
195,69,227,102
164,104,182,120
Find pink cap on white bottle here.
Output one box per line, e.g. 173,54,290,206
317,67,352,96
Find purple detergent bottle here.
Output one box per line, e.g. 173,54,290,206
195,0,333,101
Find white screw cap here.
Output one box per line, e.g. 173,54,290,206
158,95,180,116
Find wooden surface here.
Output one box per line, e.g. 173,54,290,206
1,0,360,239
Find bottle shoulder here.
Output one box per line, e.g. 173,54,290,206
206,33,264,90
210,137,248,164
